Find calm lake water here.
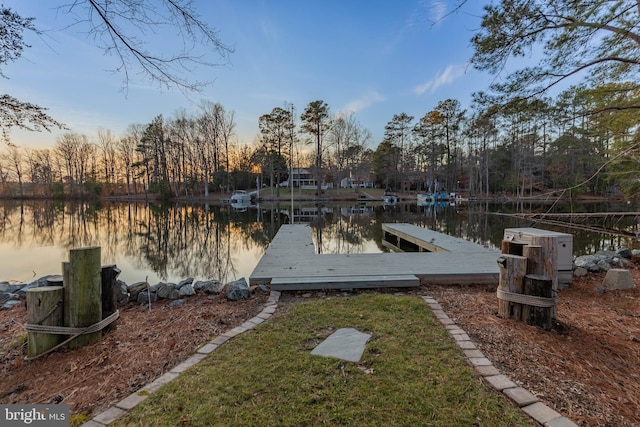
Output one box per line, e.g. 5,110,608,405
0,199,637,286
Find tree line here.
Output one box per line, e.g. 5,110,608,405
0,79,636,200
1,1,638,200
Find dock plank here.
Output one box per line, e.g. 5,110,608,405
249,224,500,290
270,274,419,290
382,223,494,253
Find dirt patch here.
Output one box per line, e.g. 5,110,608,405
0,291,268,419
428,267,640,427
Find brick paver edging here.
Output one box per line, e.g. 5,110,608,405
82,291,577,427
80,291,282,427
421,296,578,427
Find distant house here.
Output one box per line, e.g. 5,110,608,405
340,176,374,189
281,168,332,189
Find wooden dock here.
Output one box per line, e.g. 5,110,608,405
381,223,496,253
249,223,500,291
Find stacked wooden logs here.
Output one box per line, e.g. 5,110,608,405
497,237,558,330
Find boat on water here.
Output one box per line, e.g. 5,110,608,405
417,191,450,203
382,193,399,205
230,190,253,204
417,192,469,205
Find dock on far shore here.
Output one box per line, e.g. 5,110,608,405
249,223,500,291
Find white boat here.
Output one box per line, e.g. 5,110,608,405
230,190,252,204
382,193,399,205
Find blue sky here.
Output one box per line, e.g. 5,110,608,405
5,0,492,149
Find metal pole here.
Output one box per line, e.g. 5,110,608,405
290,104,294,224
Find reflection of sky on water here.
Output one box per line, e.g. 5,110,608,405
0,200,637,286
0,236,266,286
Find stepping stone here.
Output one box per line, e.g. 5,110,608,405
311,328,371,362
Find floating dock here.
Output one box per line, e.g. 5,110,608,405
249,223,500,291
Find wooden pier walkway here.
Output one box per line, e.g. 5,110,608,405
249,223,500,291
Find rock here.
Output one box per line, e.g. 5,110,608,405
573,267,588,277
224,278,250,301
193,279,223,294
594,250,616,260
137,290,158,305
178,283,195,297
613,257,632,268
1,290,18,307
178,277,194,287
596,259,611,272
14,275,61,297
602,269,636,290
157,283,178,299
257,284,269,293
116,280,129,305
574,255,600,272
617,248,632,259
169,299,185,307
2,300,22,310
128,282,149,301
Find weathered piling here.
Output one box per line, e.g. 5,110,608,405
523,274,553,330
497,254,527,319
26,286,64,358
498,241,557,330
64,246,102,348
101,265,120,333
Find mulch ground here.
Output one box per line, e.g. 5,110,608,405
428,267,640,427
0,291,268,420
1,268,639,426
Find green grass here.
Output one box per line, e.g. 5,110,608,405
115,294,534,427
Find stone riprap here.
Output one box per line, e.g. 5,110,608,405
573,248,635,275
1,273,260,310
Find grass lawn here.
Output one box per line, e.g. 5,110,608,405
115,293,535,426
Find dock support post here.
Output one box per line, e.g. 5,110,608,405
497,254,527,319
26,286,64,358
65,246,102,349
531,236,558,318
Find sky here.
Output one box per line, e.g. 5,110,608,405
4,0,493,150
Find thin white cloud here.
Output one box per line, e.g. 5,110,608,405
406,1,448,29
429,1,447,25
414,65,465,95
340,90,385,115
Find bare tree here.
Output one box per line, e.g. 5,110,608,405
97,128,117,195
1,2,232,140
1,143,25,196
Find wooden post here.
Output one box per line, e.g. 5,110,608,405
523,274,553,330
531,236,558,318
522,245,543,321
497,254,527,320
26,286,64,358
62,262,69,287
101,265,120,333
65,247,102,349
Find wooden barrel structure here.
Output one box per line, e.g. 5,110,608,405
497,239,557,330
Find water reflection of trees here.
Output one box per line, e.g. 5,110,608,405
0,201,276,283
0,201,635,282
